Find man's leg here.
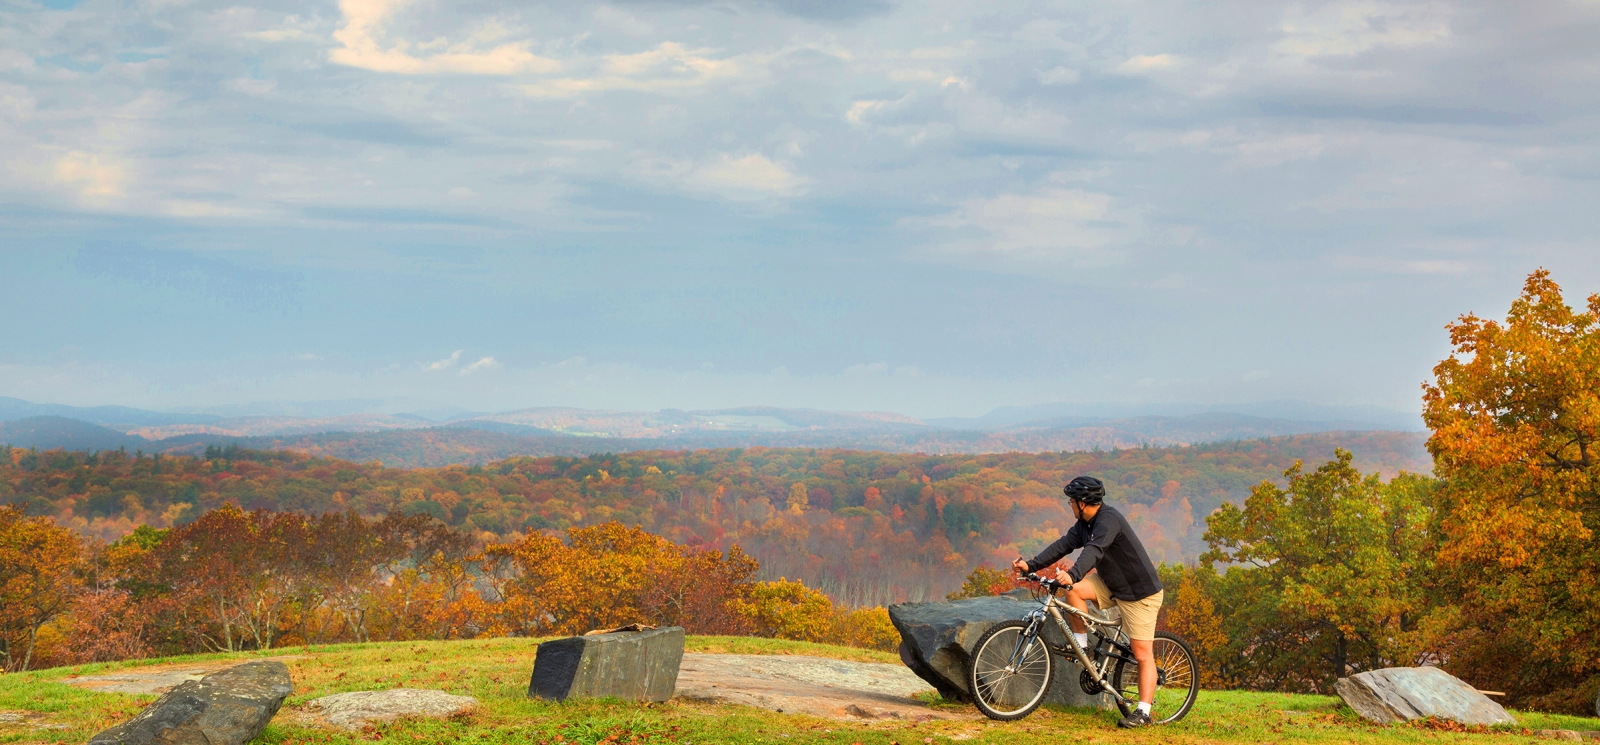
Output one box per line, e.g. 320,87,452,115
1115,590,1164,728
1131,638,1156,704
1061,582,1100,635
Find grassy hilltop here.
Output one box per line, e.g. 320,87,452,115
2,636,1596,745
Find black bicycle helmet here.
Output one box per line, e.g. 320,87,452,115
1063,475,1105,505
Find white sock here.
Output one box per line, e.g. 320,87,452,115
1074,632,1089,648
1137,702,1151,715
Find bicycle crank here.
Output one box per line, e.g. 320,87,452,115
1079,669,1104,695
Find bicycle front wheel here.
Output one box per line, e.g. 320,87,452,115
1111,631,1199,724
968,620,1054,720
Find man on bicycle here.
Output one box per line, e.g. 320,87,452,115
1011,475,1164,728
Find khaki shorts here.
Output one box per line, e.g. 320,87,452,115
1080,573,1164,642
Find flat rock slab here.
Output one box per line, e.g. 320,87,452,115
66,656,304,695
88,660,294,745
530,626,684,702
302,689,478,730
674,653,972,721
1335,667,1516,726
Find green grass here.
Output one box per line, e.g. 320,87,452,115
1,637,1596,744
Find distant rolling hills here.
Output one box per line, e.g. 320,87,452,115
0,410,1431,471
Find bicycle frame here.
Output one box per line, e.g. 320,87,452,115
1015,581,1137,716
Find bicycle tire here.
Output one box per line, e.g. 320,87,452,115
1110,631,1199,724
968,620,1054,720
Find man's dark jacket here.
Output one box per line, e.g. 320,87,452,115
1024,504,1163,601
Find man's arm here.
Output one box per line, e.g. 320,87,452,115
1063,518,1120,582
1024,525,1085,573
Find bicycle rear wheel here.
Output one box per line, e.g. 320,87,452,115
968,620,1054,720
1111,631,1199,724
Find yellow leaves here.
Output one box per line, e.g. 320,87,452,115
488,521,760,637
1163,571,1226,688
1422,269,1600,693
946,565,1013,600
787,482,809,514
0,504,85,670
734,579,835,642
731,578,903,651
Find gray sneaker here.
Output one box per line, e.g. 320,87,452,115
1118,709,1152,728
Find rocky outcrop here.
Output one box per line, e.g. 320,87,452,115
303,689,477,730
529,626,685,702
673,652,957,721
888,595,1112,710
1335,667,1516,726
88,660,293,745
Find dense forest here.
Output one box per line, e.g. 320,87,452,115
1,431,1426,606
0,504,895,674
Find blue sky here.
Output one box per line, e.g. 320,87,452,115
1,0,1598,418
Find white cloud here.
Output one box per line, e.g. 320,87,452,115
1038,66,1080,85
515,42,752,98
845,361,889,376
54,151,123,197
329,0,560,75
1119,54,1180,73
1274,1,1452,60
461,356,500,374
913,187,1139,265
846,98,889,123
427,350,463,370
683,154,807,200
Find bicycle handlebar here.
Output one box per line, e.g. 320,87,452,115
1022,572,1072,594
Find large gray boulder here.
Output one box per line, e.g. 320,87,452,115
304,689,477,730
529,626,684,702
1335,667,1516,726
888,594,1113,710
88,660,293,745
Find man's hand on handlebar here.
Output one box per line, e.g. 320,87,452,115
1014,557,1075,587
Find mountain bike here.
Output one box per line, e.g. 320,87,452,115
966,573,1199,724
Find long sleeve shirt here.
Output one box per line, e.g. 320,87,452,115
1025,504,1163,601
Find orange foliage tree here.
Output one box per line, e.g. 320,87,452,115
0,504,84,671
1423,269,1600,710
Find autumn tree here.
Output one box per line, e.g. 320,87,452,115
303,511,432,643
946,565,1013,600
0,505,83,671
1157,565,1228,688
153,504,313,651
787,482,809,514
1423,269,1600,710
1201,451,1435,692
639,545,760,634
735,578,835,642
485,521,755,637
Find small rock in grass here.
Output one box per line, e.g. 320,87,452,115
529,626,684,702
305,688,478,730
1536,730,1583,741
87,661,293,745
1335,667,1515,727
